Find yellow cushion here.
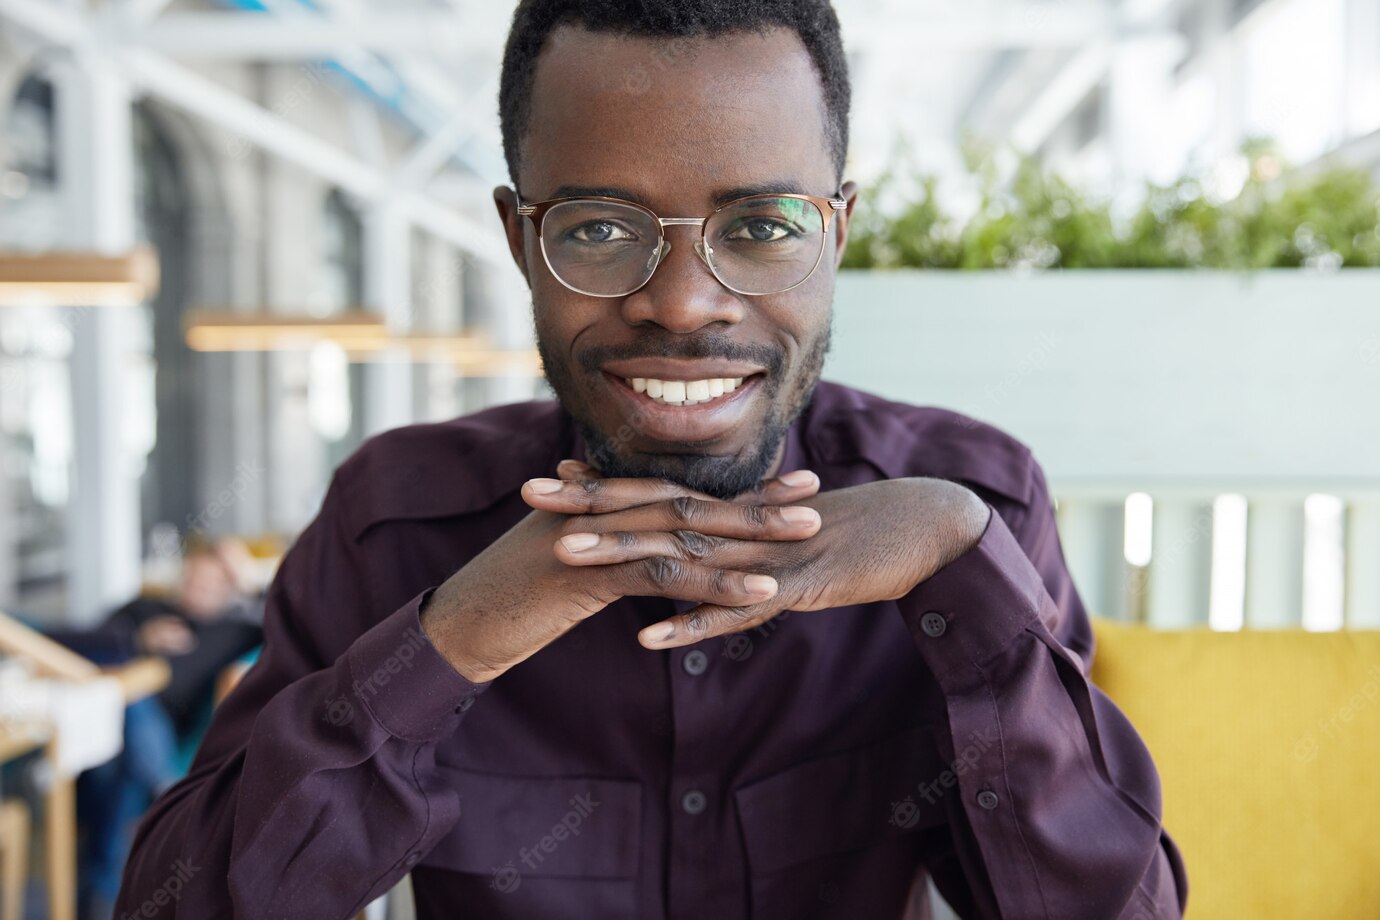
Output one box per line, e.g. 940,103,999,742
1089,618,1380,919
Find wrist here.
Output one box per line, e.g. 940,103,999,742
923,485,992,576
419,589,506,684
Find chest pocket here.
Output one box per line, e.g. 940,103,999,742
418,765,643,918
734,725,945,919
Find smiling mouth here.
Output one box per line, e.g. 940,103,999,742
620,375,755,407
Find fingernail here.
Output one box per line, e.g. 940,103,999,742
644,623,676,644
744,574,778,596
779,506,819,525
526,478,563,493
560,533,600,552
778,469,816,487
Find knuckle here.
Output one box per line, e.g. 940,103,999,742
669,495,702,525
672,529,716,560
708,567,731,597
641,555,683,588
614,530,638,549
741,503,768,528
685,609,709,634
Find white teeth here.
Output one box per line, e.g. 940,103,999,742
624,376,751,406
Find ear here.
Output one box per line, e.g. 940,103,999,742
493,185,533,286
831,179,860,270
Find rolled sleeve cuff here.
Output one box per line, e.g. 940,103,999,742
899,502,1049,689
344,588,492,743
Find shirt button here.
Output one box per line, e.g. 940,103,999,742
681,789,708,815
682,649,709,675
403,851,421,867
920,612,947,637
976,790,1000,810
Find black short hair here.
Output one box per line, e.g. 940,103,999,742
498,0,851,191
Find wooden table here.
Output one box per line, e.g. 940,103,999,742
0,657,171,920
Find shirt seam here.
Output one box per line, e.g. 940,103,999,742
975,652,1053,919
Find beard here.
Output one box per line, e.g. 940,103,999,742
535,315,832,500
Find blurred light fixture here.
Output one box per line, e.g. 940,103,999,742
183,309,542,375
0,246,160,307
184,310,390,352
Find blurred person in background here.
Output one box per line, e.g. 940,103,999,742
71,537,263,920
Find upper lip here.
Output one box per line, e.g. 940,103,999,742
599,358,766,380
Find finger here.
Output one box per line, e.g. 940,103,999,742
638,602,777,650
524,470,823,515
605,557,779,609
523,475,724,514
555,528,736,567
565,496,821,542
729,469,821,506
556,459,602,481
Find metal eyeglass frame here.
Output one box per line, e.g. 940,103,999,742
515,191,848,297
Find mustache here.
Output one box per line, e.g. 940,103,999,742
577,335,786,376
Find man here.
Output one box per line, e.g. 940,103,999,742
117,2,1188,918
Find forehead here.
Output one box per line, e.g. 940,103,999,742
520,25,835,209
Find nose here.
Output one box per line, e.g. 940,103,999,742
619,227,745,333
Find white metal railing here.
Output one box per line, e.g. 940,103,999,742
1053,485,1380,630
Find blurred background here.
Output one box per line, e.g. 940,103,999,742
0,1,1378,919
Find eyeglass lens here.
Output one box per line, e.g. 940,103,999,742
538,197,827,296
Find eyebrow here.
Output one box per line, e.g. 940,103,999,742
544,180,815,208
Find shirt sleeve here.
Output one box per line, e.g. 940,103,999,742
896,460,1190,919
115,474,491,919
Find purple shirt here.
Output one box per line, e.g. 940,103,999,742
119,380,1188,919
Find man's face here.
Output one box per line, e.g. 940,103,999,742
494,25,856,499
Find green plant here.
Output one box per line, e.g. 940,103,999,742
841,141,1380,270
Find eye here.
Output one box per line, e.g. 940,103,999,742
725,218,795,243
567,220,638,243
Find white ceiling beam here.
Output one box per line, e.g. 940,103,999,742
120,0,177,27
0,0,86,48
122,5,1141,60
839,3,1119,50
397,109,482,189
1009,43,1113,152
120,51,510,265
126,11,489,59
959,0,1186,153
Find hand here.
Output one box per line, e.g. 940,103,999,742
137,615,197,655
419,462,824,683
544,474,992,649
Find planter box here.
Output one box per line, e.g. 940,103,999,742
827,270,1380,488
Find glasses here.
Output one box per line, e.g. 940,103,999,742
516,191,847,297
